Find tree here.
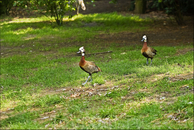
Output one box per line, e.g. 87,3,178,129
0,0,14,15
147,0,194,25
134,0,146,14
37,0,75,25
163,0,185,25
13,0,75,25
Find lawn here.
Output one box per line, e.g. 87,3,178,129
0,12,193,129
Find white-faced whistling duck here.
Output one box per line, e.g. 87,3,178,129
77,46,101,86
141,34,157,65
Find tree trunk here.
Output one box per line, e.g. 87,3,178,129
174,0,185,25
134,0,146,14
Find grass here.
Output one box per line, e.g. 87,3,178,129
0,13,151,47
0,12,193,129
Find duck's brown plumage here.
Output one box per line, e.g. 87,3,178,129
79,56,101,75
141,42,157,59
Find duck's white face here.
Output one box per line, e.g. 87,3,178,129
141,35,147,42
77,46,85,56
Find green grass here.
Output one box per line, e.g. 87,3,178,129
0,13,193,129
0,13,151,47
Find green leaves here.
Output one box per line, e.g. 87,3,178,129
11,0,76,25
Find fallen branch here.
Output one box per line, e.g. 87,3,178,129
86,51,113,56
74,50,113,57
51,51,113,60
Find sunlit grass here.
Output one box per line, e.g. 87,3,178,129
0,16,53,25
0,12,151,46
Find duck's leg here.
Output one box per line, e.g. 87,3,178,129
146,58,149,65
82,75,91,86
89,74,93,82
150,58,153,65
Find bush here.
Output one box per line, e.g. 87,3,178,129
148,0,194,15
147,0,194,25
0,0,14,15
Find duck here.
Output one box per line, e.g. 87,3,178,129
141,34,157,65
77,46,101,85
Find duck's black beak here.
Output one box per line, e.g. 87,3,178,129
141,38,144,42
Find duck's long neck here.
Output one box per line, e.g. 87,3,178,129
79,53,86,66
143,42,148,49
81,56,85,62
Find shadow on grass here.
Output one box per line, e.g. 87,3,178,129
0,111,39,128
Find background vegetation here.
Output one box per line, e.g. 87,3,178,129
0,0,194,25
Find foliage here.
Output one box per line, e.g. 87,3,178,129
148,0,194,15
163,0,184,25
0,0,14,15
13,0,75,25
147,0,194,25
109,0,117,4
0,0,96,25
164,0,192,15
129,0,135,11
